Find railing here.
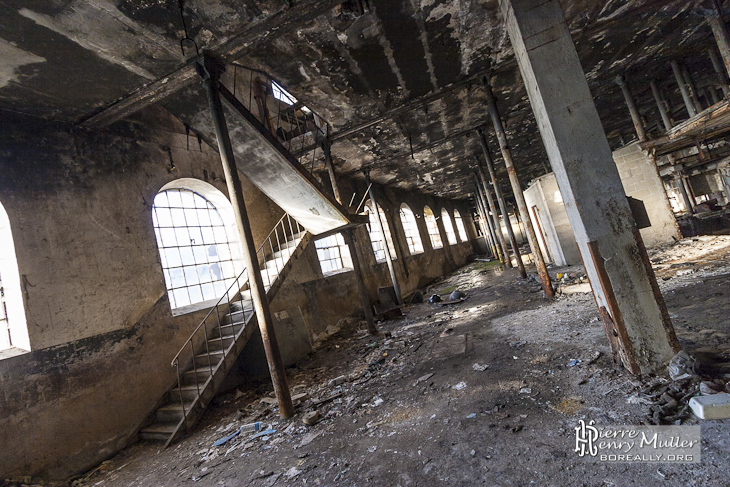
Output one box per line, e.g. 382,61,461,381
170,213,304,421
220,63,330,177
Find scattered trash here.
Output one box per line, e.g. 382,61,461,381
428,294,442,304
370,396,384,407
367,445,377,453
414,372,435,386
259,396,278,405
466,413,477,419
508,341,527,349
284,466,303,479
472,363,489,372
297,430,324,448
586,351,602,365
213,430,240,447
470,449,476,456
700,381,723,395
567,359,581,367
668,351,696,380
452,381,467,390
449,290,466,300
689,393,730,419
328,375,347,387
519,387,532,394
302,411,320,426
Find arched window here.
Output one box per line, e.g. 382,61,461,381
399,204,424,255
152,180,244,314
441,208,457,245
0,201,29,354
423,206,443,249
365,200,396,262
454,209,468,242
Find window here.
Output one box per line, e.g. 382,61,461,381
423,205,443,249
0,200,29,355
272,80,311,112
454,209,468,242
399,204,424,255
315,233,353,275
152,182,244,314
365,201,396,262
441,208,457,245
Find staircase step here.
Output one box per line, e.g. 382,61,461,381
155,401,195,423
194,350,224,368
180,367,214,386
229,298,253,312
205,335,234,352
169,384,203,402
220,309,253,326
139,421,180,441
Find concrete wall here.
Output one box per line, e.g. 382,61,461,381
614,143,681,247
524,143,680,266
0,111,477,480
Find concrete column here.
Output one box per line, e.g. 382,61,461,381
672,60,698,118
675,173,693,214
201,56,293,417
364,171,403,306
320,139,342,204
483,82,554,296
615,75,647,142
708,0,730,89
501,0,679,374
474,156,508,264
343,228,377,334
477,129,522,272
708,47,730,96
650,80,673,132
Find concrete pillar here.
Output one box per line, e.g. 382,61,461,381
320,139,342,204
482,82,554,296
708,0,730,90
501,0,679,374
708,47,730,96
650,80,673,132
672,60,698,118
615,75,647,142
477,129,522,272
343,228,377,335
364,171,403,306
201,56,293,417
474,156,509,264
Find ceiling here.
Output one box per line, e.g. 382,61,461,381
0,0,724,202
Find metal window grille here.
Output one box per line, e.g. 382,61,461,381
152,189,239,310
366,203,396,262
399,205,424,255
424,206,443,249
454,209,468,242
314,233,352,274
441,208,458,245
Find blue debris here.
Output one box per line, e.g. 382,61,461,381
567,359,581,367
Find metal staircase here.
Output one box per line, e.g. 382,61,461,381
139,213,311,446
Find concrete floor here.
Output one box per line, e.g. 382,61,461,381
55,237,730,487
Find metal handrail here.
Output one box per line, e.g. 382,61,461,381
224,63,329,175
170,213,304,421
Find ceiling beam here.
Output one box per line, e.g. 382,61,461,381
78,0,344,129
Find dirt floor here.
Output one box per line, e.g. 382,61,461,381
28,236,730,486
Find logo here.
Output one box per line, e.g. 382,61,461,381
573,422,700,463
574,419,599,457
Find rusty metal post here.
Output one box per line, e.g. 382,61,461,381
615,75,647,142
201,56,294,418
476,129,520,272
343,228,377,334
320,139,342,204
650,80,673,132
474,165,506,264
708,0,730,90
709,47,730,96
671,60,697,118
483,80,554,297
473,185,500,261
364,171,403,306
681,65,704,114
